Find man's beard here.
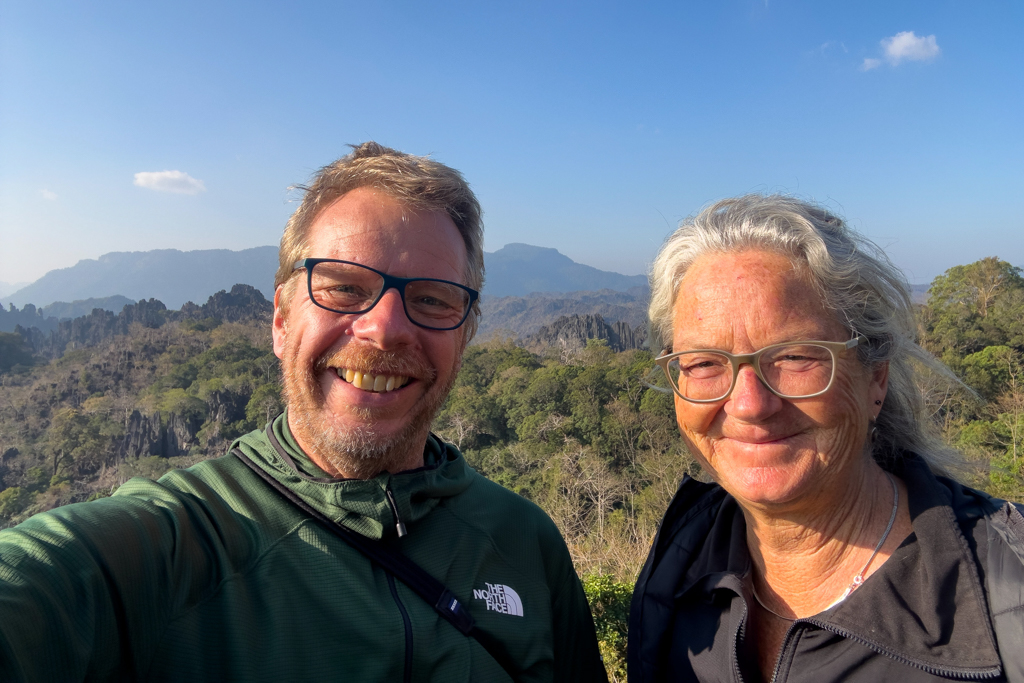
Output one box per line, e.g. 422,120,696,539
281,343,455,479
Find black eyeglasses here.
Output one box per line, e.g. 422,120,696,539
292,258,479,331
654,336,866,403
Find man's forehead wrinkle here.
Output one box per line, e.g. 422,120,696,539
304,192,468,288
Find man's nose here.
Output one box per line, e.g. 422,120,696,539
349,286,417,349
725,364,782,419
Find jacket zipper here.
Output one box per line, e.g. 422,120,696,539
732,600,749,682
385,483,408,537
734,596,796,683
745,615,1003,682
804,619,1002,680
768,622,800,683
388,572,414,683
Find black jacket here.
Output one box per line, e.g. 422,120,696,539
628,455,1024,682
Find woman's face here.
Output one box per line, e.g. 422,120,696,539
670,249,888,508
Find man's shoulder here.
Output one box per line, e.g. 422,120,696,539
453,469,558,529
431,468,573,569
2,441,297,565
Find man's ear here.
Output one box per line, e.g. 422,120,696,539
272,286,288,359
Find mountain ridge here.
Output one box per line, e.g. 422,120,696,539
4,247,281,310
4,243,648,309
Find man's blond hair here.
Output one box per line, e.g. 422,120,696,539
276,142,484,337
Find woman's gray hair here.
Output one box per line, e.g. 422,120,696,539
648,194,962,474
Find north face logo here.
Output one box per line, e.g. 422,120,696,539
473,583,524,616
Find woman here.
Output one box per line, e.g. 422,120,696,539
628,195,1024,682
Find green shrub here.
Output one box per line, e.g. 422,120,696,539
0,487,34,520
582,574,632,681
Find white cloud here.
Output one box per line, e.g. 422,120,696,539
881,31,940,65
39,189,58,201
133,170,206,195
861,58,882,71
818,41,848,54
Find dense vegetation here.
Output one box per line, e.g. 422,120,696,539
0,257,1022,680
917,257,1024,499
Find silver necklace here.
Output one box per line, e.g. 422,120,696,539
751,472,899,622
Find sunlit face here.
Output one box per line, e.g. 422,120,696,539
670,250,887,508
272,187,469,477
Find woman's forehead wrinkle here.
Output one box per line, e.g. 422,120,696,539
672,251,839,351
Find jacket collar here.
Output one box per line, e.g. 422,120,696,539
231,412,474,540
676,455,1002,676
814,455,1001,675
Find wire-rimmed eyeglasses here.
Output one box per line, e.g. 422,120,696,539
654,336,867,403
293,258,479,331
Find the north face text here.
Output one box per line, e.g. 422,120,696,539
472,583,524,617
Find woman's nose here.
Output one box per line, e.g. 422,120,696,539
726,364,782,419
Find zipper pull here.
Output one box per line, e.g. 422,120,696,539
385,484,408,538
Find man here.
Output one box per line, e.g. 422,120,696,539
0,142,607,682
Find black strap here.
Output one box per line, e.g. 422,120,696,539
231,448,521,678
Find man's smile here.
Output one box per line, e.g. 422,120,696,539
333,367,412,393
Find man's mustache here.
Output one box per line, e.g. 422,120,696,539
313,346,436,383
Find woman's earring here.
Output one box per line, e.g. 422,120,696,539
874,400,882,406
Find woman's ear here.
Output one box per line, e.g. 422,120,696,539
870,361,889,416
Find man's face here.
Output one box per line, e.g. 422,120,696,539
273,186,469,477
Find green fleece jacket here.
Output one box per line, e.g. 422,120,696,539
0,415,606,682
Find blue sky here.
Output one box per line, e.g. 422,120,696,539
1,0,1021,290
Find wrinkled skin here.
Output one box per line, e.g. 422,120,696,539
670,250,888,511
273,187,469,478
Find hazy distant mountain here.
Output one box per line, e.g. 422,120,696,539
6,243,646,310
0,281,30,301
41,296,137,320
1,296,165,334
483,243,646,297
477,287,649,342
910,283,930,305
7,247,279,309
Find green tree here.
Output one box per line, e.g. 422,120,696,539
924,257,1024,366
245,383,283,429
0,332,34,373
929,257,1023,320
0,487,33,521
962,346,1017,399
45,408,123,477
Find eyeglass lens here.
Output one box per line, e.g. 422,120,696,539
665,344,835,400
308,261,471,329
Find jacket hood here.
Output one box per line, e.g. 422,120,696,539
230,412,474,540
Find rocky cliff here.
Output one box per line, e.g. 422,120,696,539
524,313,647,352
15,284,272,359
